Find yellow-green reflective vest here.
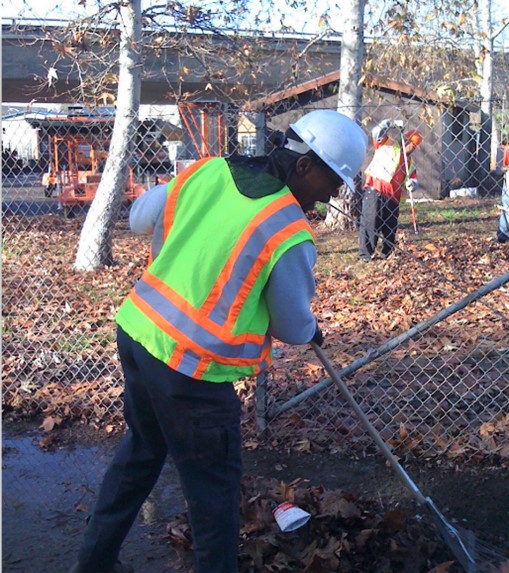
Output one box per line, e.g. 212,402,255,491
116,157,314,382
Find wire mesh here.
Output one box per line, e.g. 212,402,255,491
266,301,509,460
2,78,509,466
3,26,509,573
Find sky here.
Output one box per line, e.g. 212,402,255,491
1,0,508,45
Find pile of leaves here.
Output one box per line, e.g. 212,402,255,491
3,202,509,570
166,475,475,573
257,215,509,461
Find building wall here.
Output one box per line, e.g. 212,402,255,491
2,118,40,161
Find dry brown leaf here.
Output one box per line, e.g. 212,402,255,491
41,416,56,432
499,443,509,458
399,422,409,440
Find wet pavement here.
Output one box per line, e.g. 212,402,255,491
2,427,184,573
4,423,509,572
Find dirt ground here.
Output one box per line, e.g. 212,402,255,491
3,421,509,573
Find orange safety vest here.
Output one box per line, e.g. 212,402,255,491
116,157,315,382
364,139,415,202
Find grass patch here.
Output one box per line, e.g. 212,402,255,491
400,196,498,232
313,196,501,278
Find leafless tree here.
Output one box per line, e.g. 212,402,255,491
324,0,365,231
74,0,142,270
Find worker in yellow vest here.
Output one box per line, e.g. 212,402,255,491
69,110,367,573
359,119,422,261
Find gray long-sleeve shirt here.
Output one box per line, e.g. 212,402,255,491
129,184,317,345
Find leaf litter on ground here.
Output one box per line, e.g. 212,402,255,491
165,475,470,573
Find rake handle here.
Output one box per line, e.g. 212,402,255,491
399,129,419,235
310,342,426,505
310,343,479,572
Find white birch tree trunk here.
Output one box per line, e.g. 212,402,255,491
325,0,365,230
479,0,496,172
74,0,142,271
472,0,493,189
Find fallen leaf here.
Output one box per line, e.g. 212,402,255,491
41,416,55,432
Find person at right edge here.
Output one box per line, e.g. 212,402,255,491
496,169,509,243
68,110,368,573
359,118,422,261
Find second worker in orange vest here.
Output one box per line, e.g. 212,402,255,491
359,119,422,261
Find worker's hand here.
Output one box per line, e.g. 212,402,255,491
311,323,324,347
405,180,416,193
394,120,405,129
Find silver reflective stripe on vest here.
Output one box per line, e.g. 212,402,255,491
134,279,265,360
177,339,271,378
178,348,204,376
208,202,305,326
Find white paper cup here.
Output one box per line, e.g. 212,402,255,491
272,501,311,532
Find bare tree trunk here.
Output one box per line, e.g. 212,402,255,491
74,0,142,271
471,0,493,191
325,0,365,230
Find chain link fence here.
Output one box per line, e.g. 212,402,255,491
3,74,509,466
261,272,509,461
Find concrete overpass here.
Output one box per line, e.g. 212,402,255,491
2,24,342,105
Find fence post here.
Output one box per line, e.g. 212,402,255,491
253,112,267,156
255,371,268,438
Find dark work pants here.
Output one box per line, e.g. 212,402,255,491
359,187,400,259
77,326,242,573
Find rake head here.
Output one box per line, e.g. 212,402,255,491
425,497,509,573
465,533,509,573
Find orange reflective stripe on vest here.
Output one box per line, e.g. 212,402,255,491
202,193,312,321
130,199,308,354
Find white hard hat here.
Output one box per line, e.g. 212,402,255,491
287,110,368,191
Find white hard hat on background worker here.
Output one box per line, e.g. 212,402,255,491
285,110,368,192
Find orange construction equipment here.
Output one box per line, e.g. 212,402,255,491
42,134,106,196
35,109,147,217
501,144,509,169
178,102,228,158
175,102,238,174
42,131,145,217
